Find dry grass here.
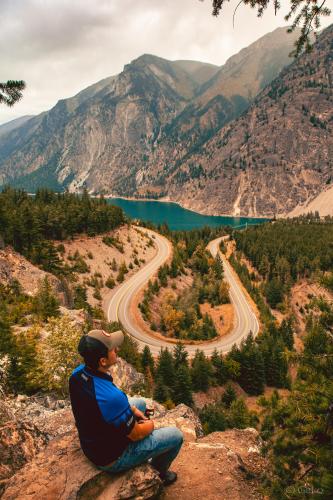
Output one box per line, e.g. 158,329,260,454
60,225,157,308
290,279,333,340
200,302,234,338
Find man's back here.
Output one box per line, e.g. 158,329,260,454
69,364,135,466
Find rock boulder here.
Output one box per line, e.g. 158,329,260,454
2,403,201,499
0,421,48,496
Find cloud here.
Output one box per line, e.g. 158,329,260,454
0,0,332,124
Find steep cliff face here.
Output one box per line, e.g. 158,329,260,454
0,28,298,207
143,24,333,217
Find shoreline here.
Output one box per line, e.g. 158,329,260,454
104,194,270,221
27,191,270,220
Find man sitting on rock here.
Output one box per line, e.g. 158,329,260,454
69,329,183,486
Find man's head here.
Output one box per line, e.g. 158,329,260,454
78,329,124,371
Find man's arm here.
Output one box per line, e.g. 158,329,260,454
127,419,154,441
131,405,148,421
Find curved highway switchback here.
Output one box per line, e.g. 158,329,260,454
106,229,259,357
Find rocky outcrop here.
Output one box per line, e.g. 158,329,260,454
8,395,73,440
0,246,61,297
154,403,204,441
0,421,48,496
1,391,267,500
4,358,145,439
1,403,203,500
1,431,163,500
287,183,333,217
111,358,145,393
167,428,266,500
0,401,14,427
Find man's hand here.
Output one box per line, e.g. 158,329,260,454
128,409,154,441
132,406,148,422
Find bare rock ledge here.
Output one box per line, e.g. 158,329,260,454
1,400,266,499
1,404,202,500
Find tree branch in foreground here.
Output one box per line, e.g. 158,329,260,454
0,80,26,107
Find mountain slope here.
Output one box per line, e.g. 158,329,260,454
0,116,34,138
0,55,219,192
287,184,333,217
139,24,333,216
0,28,303,206
143,27,300,171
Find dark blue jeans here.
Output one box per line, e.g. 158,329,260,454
98,397,183,476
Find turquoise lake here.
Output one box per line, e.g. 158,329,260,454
107,198,268,231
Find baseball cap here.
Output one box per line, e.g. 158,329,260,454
78,329,124,358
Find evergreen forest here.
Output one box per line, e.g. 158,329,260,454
0,188,333,497
0,187,125,273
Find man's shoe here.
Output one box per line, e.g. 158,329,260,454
160,470,177,486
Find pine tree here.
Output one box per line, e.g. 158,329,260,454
141,345,155,375
173,342,189,370
0,317,15,358
118,334,141,370
174,365,193,406
265,278,284,308
259,254,270,279
260,333,289,389
212,0,330,57
239,334,265,395
11,324,42,393
144,366,154,397
221,384,237,408
73,285,90,310
30,240,63,274
211,348,228,385
32,277,60,321
169,257,179,278
0,80,25,106
199,403,227,434
213,254,223,279
153,376,170,404
191,350,212,392
156,348,175,390
227,399,257,429
279,318,294,350
224,344,242,380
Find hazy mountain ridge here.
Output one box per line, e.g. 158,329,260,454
0,116,35,138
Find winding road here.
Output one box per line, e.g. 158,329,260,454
106,229,259,357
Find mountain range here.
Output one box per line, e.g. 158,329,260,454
0,25,332,217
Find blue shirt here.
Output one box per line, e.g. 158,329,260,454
69,364,135,466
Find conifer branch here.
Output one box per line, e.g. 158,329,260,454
0,80,26,107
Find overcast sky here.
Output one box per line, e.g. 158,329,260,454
1,0,332,124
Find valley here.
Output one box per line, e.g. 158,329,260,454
0,12,333,499
1,188,333,498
